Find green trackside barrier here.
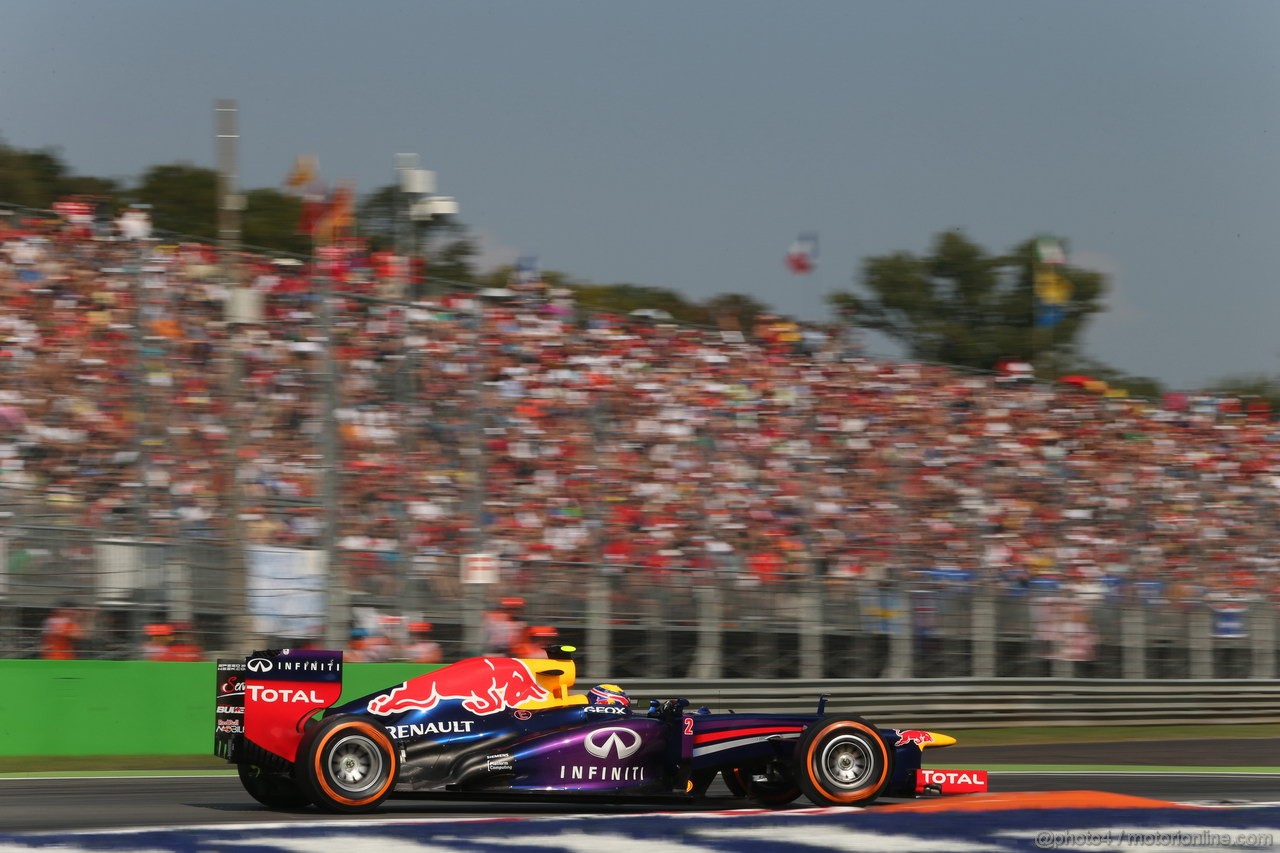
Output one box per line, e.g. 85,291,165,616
0,660,440,757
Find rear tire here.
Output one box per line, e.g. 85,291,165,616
793,716,891,807
237,763,311,809
295,716,398,814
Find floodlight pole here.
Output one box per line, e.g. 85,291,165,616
396,153,459,300
216,100,242,279
320,246,345,649
216,98,252,647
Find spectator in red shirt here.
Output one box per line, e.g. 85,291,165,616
41,603,84,660
160,622,204,662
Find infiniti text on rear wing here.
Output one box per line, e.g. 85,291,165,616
214,649,344,764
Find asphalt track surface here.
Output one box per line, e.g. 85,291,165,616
1,739,1275,834
2,737,1269,829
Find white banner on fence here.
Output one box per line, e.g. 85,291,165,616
94,538,144,601
246,546,328,638
461,552,499,585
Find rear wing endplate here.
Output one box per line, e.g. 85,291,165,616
214,649,344,764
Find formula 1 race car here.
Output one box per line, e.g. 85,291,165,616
214,647,988,813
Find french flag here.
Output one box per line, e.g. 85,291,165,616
786,233,818,274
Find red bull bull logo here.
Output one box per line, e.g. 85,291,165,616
894,729,935,747
367,657,549,716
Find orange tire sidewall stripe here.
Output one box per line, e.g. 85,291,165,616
312,721,397,807
804,720,888,802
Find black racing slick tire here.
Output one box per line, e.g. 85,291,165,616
237,763,312,809
295,715,398,814
793,716,892,807
722,767,802,807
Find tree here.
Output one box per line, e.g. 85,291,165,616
352,182,478,290
60,174,124,201
133,163,218,239
828,229,1107,372
703,292,769,332
424,233,480,287
473,265,565,293
0,140,69,208
572,282,709,325
356,184,400,252
241,188,309,256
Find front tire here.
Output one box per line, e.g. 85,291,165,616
793,716,891,807
295,716,398,814
237,763,311,809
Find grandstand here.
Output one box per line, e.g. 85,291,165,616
0,202,1276,679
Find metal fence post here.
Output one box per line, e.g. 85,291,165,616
1122,604,1145,680
798,576,822,679
585,572,612,680
688,582,723,678
464,576,485,657
648,587,670,678
1052,652,1072,679
1189,607,1213,679
1253,603,1275,680
885,582,913,679
972,589,996,678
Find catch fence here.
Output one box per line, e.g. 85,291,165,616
2,517,1276,682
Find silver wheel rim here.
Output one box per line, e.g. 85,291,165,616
818,733,875,790
326,733,385,795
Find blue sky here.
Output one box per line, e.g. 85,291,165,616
3,1,1278,389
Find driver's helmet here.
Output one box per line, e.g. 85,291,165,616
588,683,629,707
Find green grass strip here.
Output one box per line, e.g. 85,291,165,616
0,769,237,779
0,755,226,773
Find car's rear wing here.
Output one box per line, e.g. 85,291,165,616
214,649,344,766
214,659,247,760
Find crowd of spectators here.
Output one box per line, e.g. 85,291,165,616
2,207,1278,664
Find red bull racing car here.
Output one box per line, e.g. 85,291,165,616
214,647,987,813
